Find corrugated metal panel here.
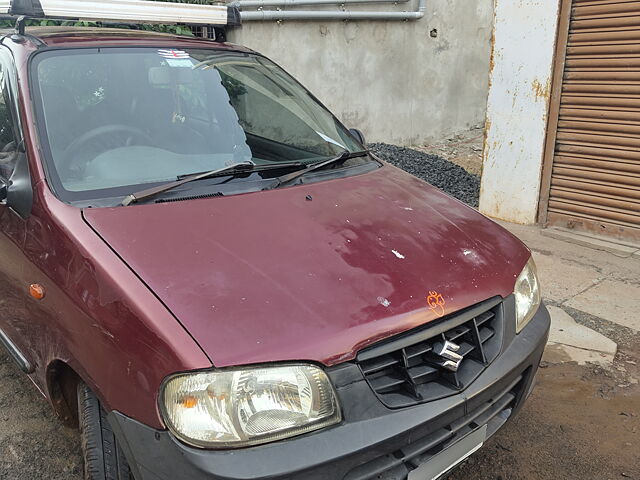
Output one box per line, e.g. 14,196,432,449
547,0,640,241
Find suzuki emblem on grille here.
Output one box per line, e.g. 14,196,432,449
436,340,463,372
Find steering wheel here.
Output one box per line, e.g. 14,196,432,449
61,124,153,173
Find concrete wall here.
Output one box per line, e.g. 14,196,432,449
479,0,561,224
228,0,494,145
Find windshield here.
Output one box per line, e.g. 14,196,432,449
30,47,365,203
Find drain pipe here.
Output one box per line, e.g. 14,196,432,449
237,0,409,7
238,0,425,21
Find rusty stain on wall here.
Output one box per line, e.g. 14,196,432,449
482,9,498,176
532,78,551,100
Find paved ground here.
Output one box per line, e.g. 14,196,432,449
1,132,639,479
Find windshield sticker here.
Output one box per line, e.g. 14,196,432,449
316,131,346,149
158,49,193,67
158,49,190,59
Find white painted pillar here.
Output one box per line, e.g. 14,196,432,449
479,0,561,224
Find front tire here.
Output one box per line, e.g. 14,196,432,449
77,382,132,480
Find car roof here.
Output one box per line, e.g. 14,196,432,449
0,26,253,52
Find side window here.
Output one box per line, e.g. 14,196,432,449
0,64,18,181
215,62,345,158
220,65,323,152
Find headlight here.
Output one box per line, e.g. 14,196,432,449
514,257,541,333
160,364,341,448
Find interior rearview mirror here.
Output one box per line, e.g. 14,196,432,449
349,128,366,146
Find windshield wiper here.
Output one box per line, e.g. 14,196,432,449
263,150,369,191
121,161,255,206
176,160,305,180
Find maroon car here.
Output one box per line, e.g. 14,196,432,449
0,4,549,480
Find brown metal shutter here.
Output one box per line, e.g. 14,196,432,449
546,0,640,242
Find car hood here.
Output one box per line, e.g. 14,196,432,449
83,164,531,367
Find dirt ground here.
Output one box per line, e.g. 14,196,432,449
451,336,640,480
0,350,81,479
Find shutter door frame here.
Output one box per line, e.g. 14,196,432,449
538,0,640,243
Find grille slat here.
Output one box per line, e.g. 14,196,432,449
358,298,503,408
360,355,400,375
470,319,487,364
369,372,406,393
445,325,471,342
475,310,495,326
479,327,495,343
407,365,439,383
456,341,476,357
404,342,433,358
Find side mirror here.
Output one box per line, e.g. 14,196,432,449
0,178,6,202
349,128,366,146
6,153,32,219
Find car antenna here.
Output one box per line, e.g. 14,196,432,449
11,16,27,42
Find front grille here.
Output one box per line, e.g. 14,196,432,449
344,373,525,480
358,297,503,408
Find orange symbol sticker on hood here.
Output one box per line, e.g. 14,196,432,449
426,291,445,317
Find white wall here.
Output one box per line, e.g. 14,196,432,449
479,0,561,224
229,0,494,145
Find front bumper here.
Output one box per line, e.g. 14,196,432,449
110,300,550,480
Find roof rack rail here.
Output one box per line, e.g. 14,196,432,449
0,0,241,28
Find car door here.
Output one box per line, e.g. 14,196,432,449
0,46,35,375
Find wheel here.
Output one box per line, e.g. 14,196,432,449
77,382,132,480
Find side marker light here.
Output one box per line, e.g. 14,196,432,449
29,284,45,300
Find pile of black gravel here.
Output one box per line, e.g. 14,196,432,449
368,143,480,207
